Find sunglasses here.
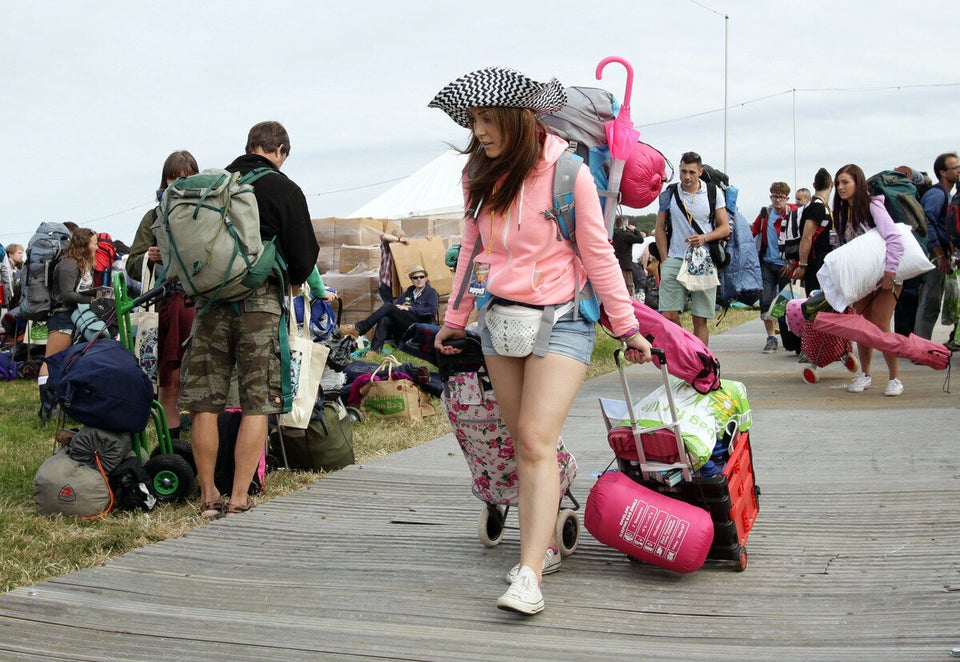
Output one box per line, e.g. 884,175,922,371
411,274,426,280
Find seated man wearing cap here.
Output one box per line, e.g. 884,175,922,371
341,264,439,354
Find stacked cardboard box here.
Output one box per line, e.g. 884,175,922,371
312,216,464,326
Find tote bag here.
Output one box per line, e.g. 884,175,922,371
280,294,330,429
359,355,436,422
129,258,160,382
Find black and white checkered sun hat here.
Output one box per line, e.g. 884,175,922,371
428,67,567,128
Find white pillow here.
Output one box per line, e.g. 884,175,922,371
817,223,932,311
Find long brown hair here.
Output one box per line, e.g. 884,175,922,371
462,107,544,216
64,227,96,273
833,164,873,237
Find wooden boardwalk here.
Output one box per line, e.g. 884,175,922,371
1,323,958,660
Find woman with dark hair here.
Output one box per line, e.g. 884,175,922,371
428,67,652,615
793,167,835,293
38,227,98,424
832,163,905,396
126,150,199,440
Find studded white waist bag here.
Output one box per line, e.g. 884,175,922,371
484,303,543,357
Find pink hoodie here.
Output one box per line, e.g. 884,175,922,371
444,133,638,337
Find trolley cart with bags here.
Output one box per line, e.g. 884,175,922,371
403,324,581,556
587,348,760,572
784,297,859,384
110,271,196,502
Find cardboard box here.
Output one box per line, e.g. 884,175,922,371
333,218,384,247
433,217,464,238
320,272,380,321
397,217,434,239
338,245,381,274
316,245,337,274
389,236,453,297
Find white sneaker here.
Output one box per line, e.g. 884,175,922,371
505,547,560,583
884,378,904,397
848,373,872,393
497,566,544,615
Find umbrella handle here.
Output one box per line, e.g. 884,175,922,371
596,56,634,108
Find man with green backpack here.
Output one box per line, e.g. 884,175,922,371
172,121,319,519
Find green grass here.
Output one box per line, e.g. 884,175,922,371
0,306,757,593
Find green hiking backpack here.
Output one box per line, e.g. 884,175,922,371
153,167,294,412
867,170,928,239
152,168,281,310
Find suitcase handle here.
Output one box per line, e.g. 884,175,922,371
612,346,690,482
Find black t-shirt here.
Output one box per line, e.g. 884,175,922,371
800,197,832,261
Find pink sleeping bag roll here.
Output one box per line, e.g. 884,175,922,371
585,471,714,574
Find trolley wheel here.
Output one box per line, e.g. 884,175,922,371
733,548,748,572
477,504,506,547
151,439,196,475
346,406,363,424
144,453,195,503
556,509,580,557
842,352,860,373
802,366,819,384
19,362,39,380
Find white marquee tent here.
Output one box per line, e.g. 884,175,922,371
347,149,467,220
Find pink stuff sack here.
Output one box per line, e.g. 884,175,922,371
620,142,670,209
585,471,713,574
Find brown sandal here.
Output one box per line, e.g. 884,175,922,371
200,501,224,519
220,502,255,517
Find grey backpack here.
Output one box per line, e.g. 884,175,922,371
20,222,72,321
34,446,112,517
152,168,280,311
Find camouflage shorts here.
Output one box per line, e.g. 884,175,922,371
179,283,284,415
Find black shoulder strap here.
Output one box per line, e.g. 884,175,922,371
707,182,717,227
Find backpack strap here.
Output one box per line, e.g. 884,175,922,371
672,181,718,231
544,150,581,242
543,150,591,320
706,182,717,227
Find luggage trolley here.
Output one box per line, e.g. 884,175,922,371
601,348,760,571
432,332,581,556
112,271,195,502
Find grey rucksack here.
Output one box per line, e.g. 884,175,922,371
152,168,281,310
20,222,72,321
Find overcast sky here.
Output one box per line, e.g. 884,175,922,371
1,0,956,249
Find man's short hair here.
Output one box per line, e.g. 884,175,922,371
796,188,811,197
769,181,791,196
934,152,959,179
679,151,702,166
246,121,291,157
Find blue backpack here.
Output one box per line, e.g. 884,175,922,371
0,352,18,381
293,292,339,341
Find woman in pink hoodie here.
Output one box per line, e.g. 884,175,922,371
833,163,905,396
429,67,652,615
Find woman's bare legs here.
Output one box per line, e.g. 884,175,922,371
485,352,587,582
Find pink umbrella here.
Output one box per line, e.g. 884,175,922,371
812,312,951,370
596,56,640,238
